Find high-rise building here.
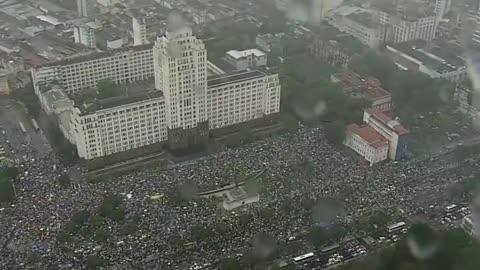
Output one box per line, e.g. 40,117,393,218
153,14,209,149
435,0,451,18
132,16,148,46
77,0,95,18
73,22,99,48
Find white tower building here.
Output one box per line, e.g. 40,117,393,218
132,16,148,46
435,0,451,18
77,0,96,18
73,22,99,48
153,14,209,149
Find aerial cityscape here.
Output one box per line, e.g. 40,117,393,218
2,0,480,269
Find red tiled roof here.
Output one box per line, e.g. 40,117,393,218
347,123,388,149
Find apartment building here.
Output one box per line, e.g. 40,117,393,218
207,71,280,129
31,44,154,95
132,16,148,46
77,0,96,18
73,22,99,48
344,123,389,166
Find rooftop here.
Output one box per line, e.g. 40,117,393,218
226,49,265,59
77,79,163,114
332,71,391,101
34,43,153,68
347,123,388,149
207,70,266,88
366,108,409,135
346,11,378,29
390,40,466,73
373,0,435,19
44,86,68,104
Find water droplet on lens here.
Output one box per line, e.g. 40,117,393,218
252,233,277,258
407,223,439,260
178,182,198,201
311,198,345,227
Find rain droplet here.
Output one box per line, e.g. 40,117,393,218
178,182,198,201
407,223,439,260
311,198,345,227
252,233,277,258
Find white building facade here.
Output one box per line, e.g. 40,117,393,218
73,22,99,48
153,25,208,131
77,0,95,18
377,11,437,43
207,71,280,129
344,123,388,166
31,44,154,95
70,93,167,159
33,24,281,160
132,16,148,46
225,49,267,71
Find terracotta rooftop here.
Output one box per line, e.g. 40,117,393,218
347,123,388,149
332,71,391,101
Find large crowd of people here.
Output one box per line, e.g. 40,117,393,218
0,125,476,269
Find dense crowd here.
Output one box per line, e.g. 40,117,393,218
0,127,476,269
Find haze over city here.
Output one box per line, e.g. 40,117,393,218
1,0,480,269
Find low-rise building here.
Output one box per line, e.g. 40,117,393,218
385,41,467,83
344,123,389,166
225,49,267,71
454,85,480,117
363,108,409,160
308,37,356,70
255,33,285,53
374,2,437,44
331,71,392,112
330,7,385,48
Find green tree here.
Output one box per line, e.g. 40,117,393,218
98,195,125,221
0,177,15,202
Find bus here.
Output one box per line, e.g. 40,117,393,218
31,119,39,131
445,204,458,213
293,252,314,263
19,122,26,133
387,222,406,233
